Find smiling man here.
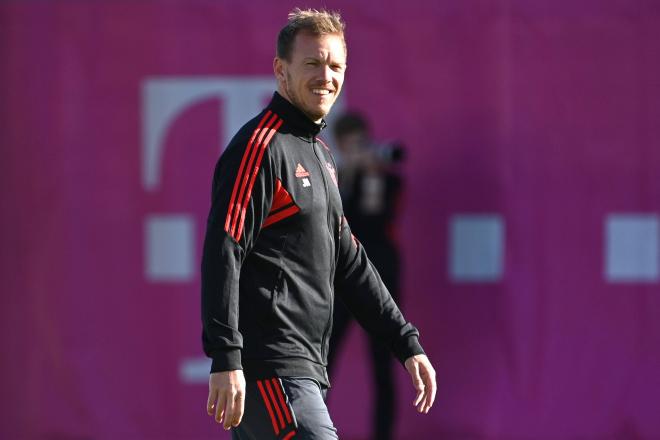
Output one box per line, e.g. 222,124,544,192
201,9,436,439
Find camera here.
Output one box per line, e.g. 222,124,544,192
370,141,406,164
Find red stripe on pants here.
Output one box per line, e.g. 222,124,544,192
256,380,280,435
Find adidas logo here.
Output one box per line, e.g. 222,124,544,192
295,163,310,178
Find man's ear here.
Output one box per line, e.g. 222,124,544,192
273,57,286,82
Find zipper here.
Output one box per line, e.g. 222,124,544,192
311,138,334,244
311,137,335,359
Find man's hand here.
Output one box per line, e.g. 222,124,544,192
404,354,437,414
207,370,246,430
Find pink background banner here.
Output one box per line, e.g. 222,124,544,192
2,1,660,439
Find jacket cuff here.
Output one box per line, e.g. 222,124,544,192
393,335,425,365
210,349,242,373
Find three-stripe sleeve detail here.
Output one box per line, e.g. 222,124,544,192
224,111,283,241
224,111,271,234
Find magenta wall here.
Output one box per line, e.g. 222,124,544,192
2,1,660,439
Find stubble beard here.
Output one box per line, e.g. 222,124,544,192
285,72,329,123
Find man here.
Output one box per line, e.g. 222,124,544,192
201,8,436,439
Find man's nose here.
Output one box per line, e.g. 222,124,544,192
319,64,333,82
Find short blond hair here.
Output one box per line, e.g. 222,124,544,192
277,8,346,61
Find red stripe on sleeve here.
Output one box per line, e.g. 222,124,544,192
282,430,297,440
224,111,272,233
265,379,286,429
235,118,283,241
272,378,293,424
257,380,280,435
229,113,279,238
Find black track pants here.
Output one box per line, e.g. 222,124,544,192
231,377,339,440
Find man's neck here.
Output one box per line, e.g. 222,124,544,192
276,88,323,125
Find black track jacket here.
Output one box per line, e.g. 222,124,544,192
201,92,424,386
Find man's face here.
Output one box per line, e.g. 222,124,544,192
274,32,347,123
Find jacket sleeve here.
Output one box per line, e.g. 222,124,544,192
201,134,276,373
334,216,425,364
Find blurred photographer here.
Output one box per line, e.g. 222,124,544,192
328,112,406,440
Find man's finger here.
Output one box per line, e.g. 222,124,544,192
232,390,245,427
423,388,432,413
416,390,426,413
426,377,437,413
421,365,437,413
420,376,430,412
414,387,425,407
223,392,236,430
414,389,424,409
207,387,218,416
409,361,425,408
215,391,226,424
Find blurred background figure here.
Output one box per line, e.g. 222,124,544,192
328,112,407,440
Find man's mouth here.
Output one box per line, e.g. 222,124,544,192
311,89,332,96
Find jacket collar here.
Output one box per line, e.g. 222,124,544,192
268,92,326,137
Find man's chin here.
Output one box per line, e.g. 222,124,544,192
304,108,330,123
313,104,334,120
